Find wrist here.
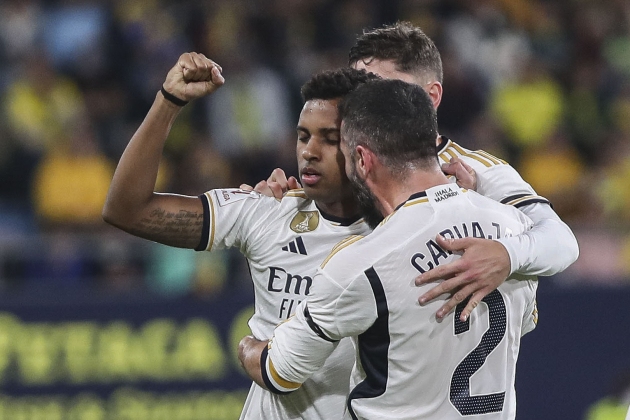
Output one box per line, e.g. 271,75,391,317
160,86,189,107
496,236,518,275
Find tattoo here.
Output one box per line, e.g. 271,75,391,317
137,208,204,247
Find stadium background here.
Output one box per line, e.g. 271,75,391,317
0,0,629,419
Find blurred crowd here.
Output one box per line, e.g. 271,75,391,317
1,0,630,296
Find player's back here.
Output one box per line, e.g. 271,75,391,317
329,185,538,420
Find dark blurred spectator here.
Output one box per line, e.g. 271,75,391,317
31,119,113,229
2,0,630,292
489,58,565,152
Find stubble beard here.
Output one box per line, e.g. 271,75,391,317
348,167,384,230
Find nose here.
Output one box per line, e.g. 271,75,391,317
301,139,320,161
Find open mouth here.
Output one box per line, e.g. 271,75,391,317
301,167,322,186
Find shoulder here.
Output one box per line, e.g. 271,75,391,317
439,138,509,171
283,188,310,202
467,190,534,225
321,235,365,269
205,188,312,211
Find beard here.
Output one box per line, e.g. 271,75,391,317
348,167,384,230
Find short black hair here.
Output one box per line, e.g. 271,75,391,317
301,67,380,102
339,79,438,174
349,21,443,84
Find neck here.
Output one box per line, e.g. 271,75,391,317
368,165,451,217
314,196,359,220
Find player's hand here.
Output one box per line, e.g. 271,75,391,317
415,235,511,321
238,335,269,388
162,52,224,103
241,168,302,199
442,157,477,190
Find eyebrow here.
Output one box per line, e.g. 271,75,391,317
296,126,340,135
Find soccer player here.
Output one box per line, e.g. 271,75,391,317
240,78,539,420
254,21,578,322
102,52,380,419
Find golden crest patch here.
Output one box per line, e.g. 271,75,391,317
290,211,319,233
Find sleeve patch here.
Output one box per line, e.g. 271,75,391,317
215,188,261,207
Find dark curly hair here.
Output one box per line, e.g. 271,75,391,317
348,21,443,83
301,67,380,102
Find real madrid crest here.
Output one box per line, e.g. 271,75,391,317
290,211,319,233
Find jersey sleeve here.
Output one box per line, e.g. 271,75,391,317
195,188,276,253
497,202,579,276
475,162,549,207
262,302,339,394
457,151,578,276
264,267,378,393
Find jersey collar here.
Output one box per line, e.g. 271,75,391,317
316,205,362,226
436,135,451,154
394,191,428,211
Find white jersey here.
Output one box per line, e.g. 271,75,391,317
437,136,578,276
266,185,538,420
196,188,371,420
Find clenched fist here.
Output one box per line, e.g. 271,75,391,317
162,52,225,103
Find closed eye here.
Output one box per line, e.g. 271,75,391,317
297,128,310,143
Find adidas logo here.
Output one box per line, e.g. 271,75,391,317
282,237,307,255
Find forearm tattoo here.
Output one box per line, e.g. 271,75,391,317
137,207,204,247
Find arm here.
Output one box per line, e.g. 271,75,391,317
238,269,377,393
499,202,578,276
238,303,340,393
102,52,224,248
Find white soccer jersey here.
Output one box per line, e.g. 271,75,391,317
196,188,371,420
438,136,578,276
437,136,547,207
266,185,538,420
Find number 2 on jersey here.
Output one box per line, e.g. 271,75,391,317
450,290,507,415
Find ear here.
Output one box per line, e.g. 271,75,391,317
355,145,375,178
426,81,443,109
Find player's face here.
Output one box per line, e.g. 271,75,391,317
296,99,355,209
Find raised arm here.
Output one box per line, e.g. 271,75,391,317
102,52,224,248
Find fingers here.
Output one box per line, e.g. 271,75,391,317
417,272,467,304
268,182,285,200
254,180,274,197
267,168,288,186
163,52,224,102
183,52,212,82
415,235,477,284
415,261,461,285
239,184,254,191
265,169,291,199
210,65,225,87
180,52,219,80
415,235,473,285
434,283,478,320
458,292,486,322
287,176,302,191
441,157,477,190
435,234,473,252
